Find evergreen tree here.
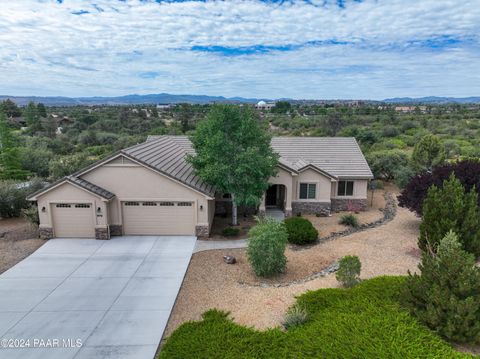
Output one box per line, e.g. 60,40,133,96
36,103,47,118
402,231,480,343
0,113,29,179
412,134,446,171
24,101,42,132
419,174,480,256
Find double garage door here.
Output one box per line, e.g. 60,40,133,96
51,201,196,238
122,201,195,235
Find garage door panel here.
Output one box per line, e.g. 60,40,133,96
52,204,95,238
122,201,195,235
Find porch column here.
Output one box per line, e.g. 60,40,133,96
285,184,292,218
259,194,266,217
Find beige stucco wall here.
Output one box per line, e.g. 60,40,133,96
36,182,108,229
293,168,332,202
331,179,368,199
81,157,211,227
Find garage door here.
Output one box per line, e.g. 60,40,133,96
122,201,195,235
52,203,95,238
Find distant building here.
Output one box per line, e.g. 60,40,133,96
394,106,427,113
255,101,275,110
156,104,172,110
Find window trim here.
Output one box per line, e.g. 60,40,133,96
299,182,317,200
337,180,355,197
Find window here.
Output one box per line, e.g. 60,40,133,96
56,203,71,208
142,202,157,206
124,202,140,206
299,183,316,199
74,204,90,208
159,201,175,206
337,181,354,196
177,202,192,207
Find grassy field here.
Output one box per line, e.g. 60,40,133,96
159,276,474,358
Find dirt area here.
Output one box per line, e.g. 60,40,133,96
209,215,256,240
0,218,44,274
307,189,386,237
165,187,421,336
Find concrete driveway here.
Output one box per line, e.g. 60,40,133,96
0,235,196,359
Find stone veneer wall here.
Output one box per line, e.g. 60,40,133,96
109,225,123,236
292,201,330,216
331,198,368,212
95,227,110,240
39,227,53,240
195,225,209,238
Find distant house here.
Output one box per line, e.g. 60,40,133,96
255,101,276,110
28,136,373,240
394,106,427,113
156,104,172,110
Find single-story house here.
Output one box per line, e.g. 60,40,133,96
28,136,373,240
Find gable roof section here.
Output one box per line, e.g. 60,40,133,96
122,136,216,197
27,176,115,201
271,137,373,179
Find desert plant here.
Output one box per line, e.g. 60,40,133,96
284,217,318,245
221,227,240,237
336,255,361,288
339,213,359,227
419,174,480,256
282,305,309,330
247,217,288,277
401,231,480,343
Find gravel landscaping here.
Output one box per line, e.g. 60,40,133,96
0,218,44,274
165,185,421,336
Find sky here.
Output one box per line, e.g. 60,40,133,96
0,0,479,100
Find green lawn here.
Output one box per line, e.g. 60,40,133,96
159,277,475,358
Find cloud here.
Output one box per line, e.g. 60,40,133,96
0,0,479,99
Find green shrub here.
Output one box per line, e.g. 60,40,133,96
159,277,468,359
22,205,39,226
247,217,288,277
339,213,359,228
284,217,318,245
282,305,309,330
221,227,240,237
0,179,43,218
402,231,480,343
336,255,361,288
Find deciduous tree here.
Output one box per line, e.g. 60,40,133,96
187,105,278,225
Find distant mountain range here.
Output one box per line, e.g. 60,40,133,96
383,96,480,104
0,93,266,106
1,93,480,106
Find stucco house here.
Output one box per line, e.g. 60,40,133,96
28,136,373,240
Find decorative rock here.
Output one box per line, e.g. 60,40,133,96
223,255,236,264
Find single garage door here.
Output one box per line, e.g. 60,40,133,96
52,203,95,238
122,201,195,235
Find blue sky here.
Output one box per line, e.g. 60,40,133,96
0,0,479,100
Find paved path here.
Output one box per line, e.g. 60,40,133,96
0,235,196,359
194,239,247,253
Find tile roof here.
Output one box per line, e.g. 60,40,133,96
270,137,373,179
143,136,373,193
65,176,116,200
122,136,216,197
27,176,115,201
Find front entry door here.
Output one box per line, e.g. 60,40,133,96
266,185,277,206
